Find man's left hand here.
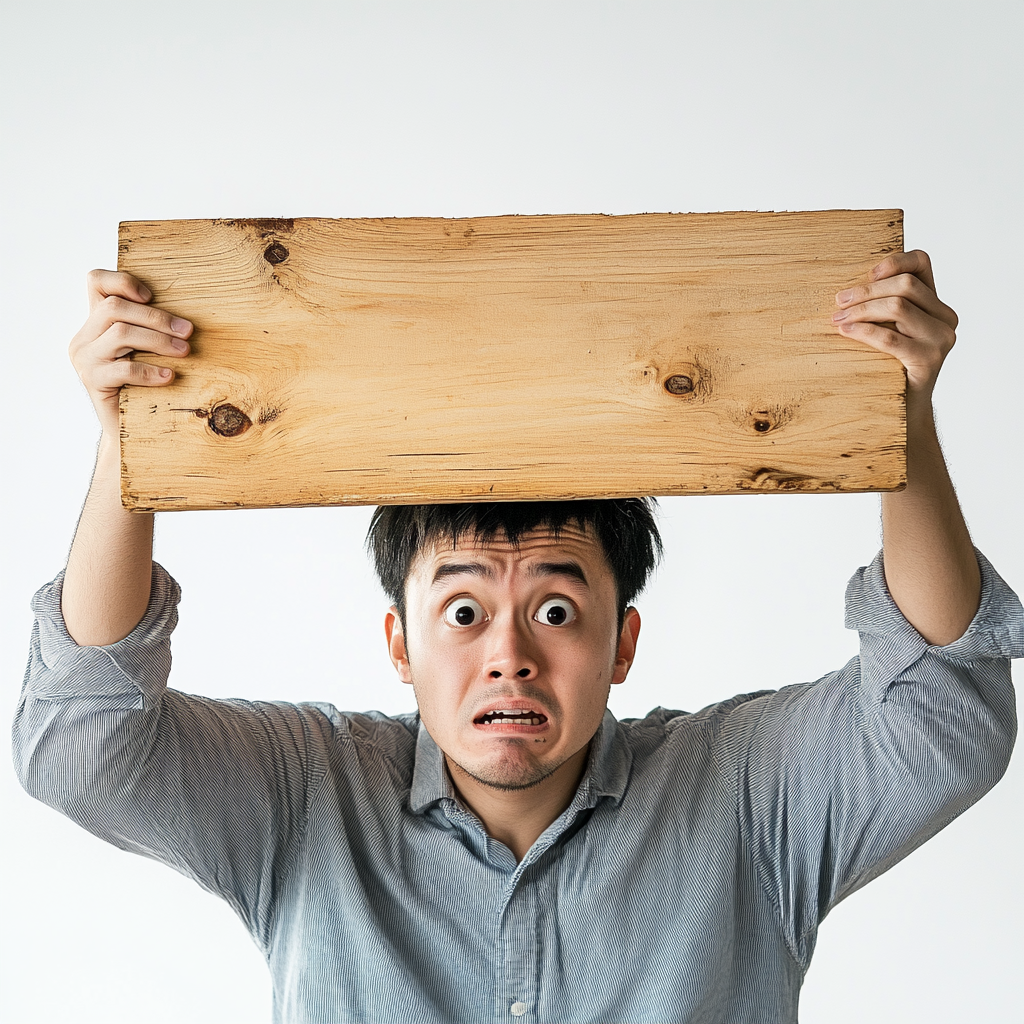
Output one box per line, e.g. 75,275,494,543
834,248,980,645
833,249,959,403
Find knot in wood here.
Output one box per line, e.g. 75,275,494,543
753,419,771,432
208,404,252,438
664,374,694,396
264,242,290,265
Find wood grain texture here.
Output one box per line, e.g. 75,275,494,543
118,211,906,511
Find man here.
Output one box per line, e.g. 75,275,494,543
14,251,1022,1022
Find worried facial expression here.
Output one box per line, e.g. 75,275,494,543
384,525,641,793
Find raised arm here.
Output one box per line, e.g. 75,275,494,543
833,250,979,645
63,270,192,645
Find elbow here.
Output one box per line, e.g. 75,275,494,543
12,708,78,810
883,663,1017,813
12,698,111,816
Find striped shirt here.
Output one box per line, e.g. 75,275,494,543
13,551,1022,1024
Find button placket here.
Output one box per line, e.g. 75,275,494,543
496,868,538,1020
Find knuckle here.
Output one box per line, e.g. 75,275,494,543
107,319,131,343
99,293,124,317
125,360,151,383
154,308,177,331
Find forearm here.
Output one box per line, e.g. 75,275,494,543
880,395,980,646
62,432,155,646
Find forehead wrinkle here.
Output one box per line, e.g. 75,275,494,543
417,525,605,591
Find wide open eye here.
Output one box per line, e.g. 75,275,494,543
535,598,576,626
443,597,485,627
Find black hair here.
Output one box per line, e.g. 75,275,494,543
366,499,662,632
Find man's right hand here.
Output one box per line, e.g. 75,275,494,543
69,269,192,436
62,270,193,646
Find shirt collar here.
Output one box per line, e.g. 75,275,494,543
409,708,632,815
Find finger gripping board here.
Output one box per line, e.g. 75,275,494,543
118,211,905,510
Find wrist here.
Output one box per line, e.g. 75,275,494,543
98,428,119,453
94,431,122,478
905,386,937,437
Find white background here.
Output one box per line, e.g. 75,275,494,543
2,2,1021,1021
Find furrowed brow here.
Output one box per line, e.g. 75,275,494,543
529,561,590,588
430,562,495,588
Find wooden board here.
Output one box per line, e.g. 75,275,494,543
118,211,906,511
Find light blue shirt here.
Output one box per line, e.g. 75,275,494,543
13,551,1022,1023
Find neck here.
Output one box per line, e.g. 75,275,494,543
445,745,590,862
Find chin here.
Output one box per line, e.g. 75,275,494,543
454,749,560,792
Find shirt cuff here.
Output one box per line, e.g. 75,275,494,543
844,548,1024,687
26,561,181,704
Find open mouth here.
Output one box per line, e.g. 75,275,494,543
474,708,549,727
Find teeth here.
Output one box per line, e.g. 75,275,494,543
481,710,544,725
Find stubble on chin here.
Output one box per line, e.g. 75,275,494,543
446,745,566,793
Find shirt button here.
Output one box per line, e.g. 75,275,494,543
510,1002,527,1016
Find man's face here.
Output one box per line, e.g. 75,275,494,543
385,525,640,792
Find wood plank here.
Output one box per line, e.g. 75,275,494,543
118,211,906,511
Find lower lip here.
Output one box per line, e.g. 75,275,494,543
472,718,550,736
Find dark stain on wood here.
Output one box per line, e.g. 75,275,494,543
664,374,694,395
258,407,281,425
740,467,838,492
215,218,296,237
208,404,252,437
264,242,290,265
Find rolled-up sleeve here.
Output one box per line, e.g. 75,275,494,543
846,547,1024,694
12,563,322,952
730,549,1022,968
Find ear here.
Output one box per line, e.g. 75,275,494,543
384,607,414,684
611,607,641,685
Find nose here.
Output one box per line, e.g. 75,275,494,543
482,614,539,681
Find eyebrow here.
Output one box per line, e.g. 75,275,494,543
429,560,590,589
430,562,495,587
528,561,590,588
